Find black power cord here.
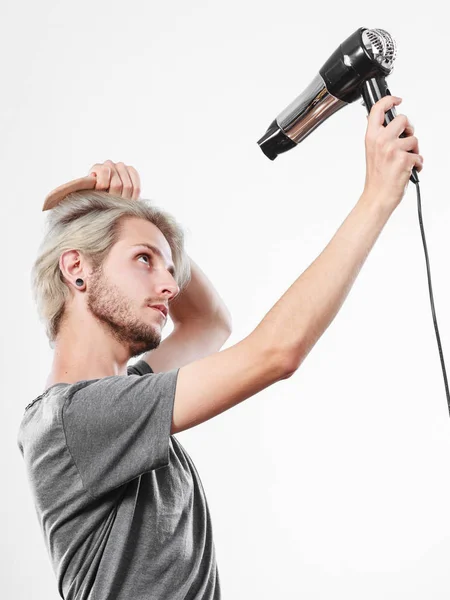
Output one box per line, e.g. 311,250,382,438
415,181,450,414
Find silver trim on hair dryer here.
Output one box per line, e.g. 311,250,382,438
277,73,348,144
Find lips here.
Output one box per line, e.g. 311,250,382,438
149,304,167,318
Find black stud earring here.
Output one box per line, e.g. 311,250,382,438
75,278,84,287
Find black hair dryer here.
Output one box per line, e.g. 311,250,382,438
257,27,418,184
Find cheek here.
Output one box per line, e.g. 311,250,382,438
102,268,136,296
109,260,149,296
124,267,150,295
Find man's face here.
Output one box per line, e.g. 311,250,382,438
85,216,180,359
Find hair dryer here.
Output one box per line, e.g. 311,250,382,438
257,27,418,184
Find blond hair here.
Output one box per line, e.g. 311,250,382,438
31,191,191,346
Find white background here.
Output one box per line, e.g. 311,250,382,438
2,1,450,598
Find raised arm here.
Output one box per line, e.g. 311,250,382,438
171,95,423,434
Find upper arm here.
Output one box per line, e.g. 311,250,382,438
143,320,232,374
171,334,292,434
63,369,178,498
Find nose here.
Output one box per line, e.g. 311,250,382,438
155,272,180,301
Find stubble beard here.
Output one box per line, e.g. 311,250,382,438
86,266,162,359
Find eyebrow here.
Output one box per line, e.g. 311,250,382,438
132,243,176,277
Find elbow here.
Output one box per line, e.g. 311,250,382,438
278,346,305,379
220,310,233,336
216,319,233,347
222,319,233,337
280,362,296,380
217,313,233,338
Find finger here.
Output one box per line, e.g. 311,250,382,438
403,122,414,137
397,134,420,156
384,113,414,140
365,111,414,139
89,163,111,191
399,151,423,175
105,161,123,195
367,95,403,135
127,166,141,201
115,162,134,200
409,153,424,173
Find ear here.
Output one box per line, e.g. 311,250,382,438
59,249,86,289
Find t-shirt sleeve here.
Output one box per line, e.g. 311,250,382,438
127,359,154,376
62,360,179,499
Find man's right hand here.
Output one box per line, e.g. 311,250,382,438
362,95,424,214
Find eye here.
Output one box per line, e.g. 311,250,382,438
137,253,152,265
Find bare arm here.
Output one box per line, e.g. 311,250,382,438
143,257,232,373
167,256,232,329
171,95,423,434
171,193,391,433
251,193,393,373
255,95,423,373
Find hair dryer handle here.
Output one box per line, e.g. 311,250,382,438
361,77,418,184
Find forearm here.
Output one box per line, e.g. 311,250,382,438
252,193,394,372
169,256,232,329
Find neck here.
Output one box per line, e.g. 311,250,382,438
45,317,130,390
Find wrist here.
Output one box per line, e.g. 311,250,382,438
358,188,397,220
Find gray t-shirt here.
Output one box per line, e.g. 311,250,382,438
16,359,220,600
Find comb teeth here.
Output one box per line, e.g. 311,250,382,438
362,28,397,72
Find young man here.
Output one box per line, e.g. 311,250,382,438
17,95,423,600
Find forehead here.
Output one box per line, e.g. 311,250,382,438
116,217,173,262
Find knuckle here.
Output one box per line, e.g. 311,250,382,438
386,143,396,159
399,154,409,167
97,166,110,177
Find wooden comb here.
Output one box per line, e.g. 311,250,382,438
42,175,98,211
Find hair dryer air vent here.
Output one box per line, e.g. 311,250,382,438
362,28,397,72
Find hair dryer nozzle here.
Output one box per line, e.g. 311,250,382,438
257,120,296,160
257,73,348,160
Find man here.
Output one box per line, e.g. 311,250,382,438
17,95,423,600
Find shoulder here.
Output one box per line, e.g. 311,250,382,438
127,359,154,377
